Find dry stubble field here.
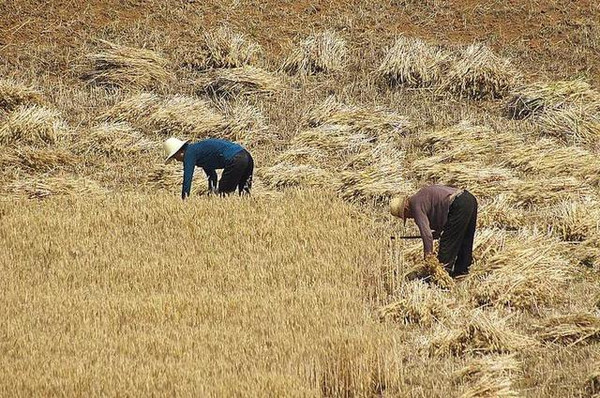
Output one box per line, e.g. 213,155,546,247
1,1,600,397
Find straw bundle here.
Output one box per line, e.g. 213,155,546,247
439,43,518,100
471,228,507,266
281,30,347,75
0,78,44,111
473,234,572,310
5,175,106,199
291,125,376,157
477,196,527,231
183,26,263,70
536,105,600,147
218,101,270,146
12,147,78,172
197,66,282,97
274,146,327,167
506,79,600,119
377,36,451,88
378,281,451,326
588,366,600,396
423,254,455,289
509,176,594,207
429,310,535,356
101,92,162,125
259,163,333,189
456,355,521,398
0,105,69,146
545,201,600,242
338,162,411,203
535,313,600,345
78,122,155,157
84,40,173,89
146,164,183,191
460,376,520,398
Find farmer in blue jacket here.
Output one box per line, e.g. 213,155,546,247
163,137,254,199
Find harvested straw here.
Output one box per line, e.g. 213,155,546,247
587,366,600,396
0,78,44,111
439,43,518,100
423,254,455,290
377,281,451,326
477,196,527,231
291,125,376,157
259,163,334,189
0,105,69,146
338,164,409,203
460,375,520,398
456,355,521,398
509,176,594,207
473,234,573,310
535,313,600,345
377,36,451,88
218,101,270,146
78,122,155,157
545,200,600,242
183,26,263,70
429,310,536,356
281,30,347,75
4,175,106,199
197,66,282,97
101,92,162,125
12,147,78,172
536,104,600,147
84,40,173,89
146,164,183,191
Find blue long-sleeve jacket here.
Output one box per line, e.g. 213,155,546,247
182,139,244,198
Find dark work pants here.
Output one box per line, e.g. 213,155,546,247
218,149,254,195
437,191,478,277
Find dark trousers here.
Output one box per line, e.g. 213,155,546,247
437,191,478,277
218,150,254,195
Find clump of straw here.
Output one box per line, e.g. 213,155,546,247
423,254,455,290
12,147,78,172
455,355,521,398
146,164,183,191
5,175,106,199
217,100,270,146
84,40,174,89
182,26,263,70
439,43,518,100
197,66,283,97
77,122,155,157
378,281,451,326
0,105,69,146
259,163,333,189
587,366,600,396
535,313,600,345
509,176,594,207
377,36,451,88
281,30,347,75
477,196,527,231
535,104,600,147
0,78,44,111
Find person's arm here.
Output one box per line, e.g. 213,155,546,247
413,207,434,257
203,167,218,194
182,151,196,200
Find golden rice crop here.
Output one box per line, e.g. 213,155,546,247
377,35,451,88
146,163,183,191
182,26,263,70
197,66,283,97
0,105,69,146
84,40,174,89
535,313,600,345
281,30,347,75
378,281,452,325
0,78,44,111
439,43,519,100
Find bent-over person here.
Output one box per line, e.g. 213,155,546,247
163,137,254,199
390,185,478,277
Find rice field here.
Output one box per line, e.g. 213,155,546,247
1,0,600,396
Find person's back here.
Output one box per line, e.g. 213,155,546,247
185,139,244,171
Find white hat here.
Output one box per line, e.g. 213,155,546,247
163,137,188,163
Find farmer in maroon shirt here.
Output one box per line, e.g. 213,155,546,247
390,185,478,277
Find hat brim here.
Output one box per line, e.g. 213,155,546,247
164,140,189,164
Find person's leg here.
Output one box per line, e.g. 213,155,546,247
438,193,474,276
453,192,478,275
218,151,248,195
237,151,254,195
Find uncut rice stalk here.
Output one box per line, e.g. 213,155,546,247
281,30,347,75
377,35,452,88
0,78,44,111
439,43,519,100
429,310,536,356
0,105,69,146
197,66,282,97
183,26,263,70
84,40,174,89
377,281,451,326
535,313,600,345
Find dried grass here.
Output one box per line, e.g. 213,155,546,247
536,104,600,147
439,43,519,100
259,163,333,189
456,355,521,398
377,36,451,88
378,281,451,326
281,30,347,75
10,147,78,172
84,40,174,89
535,313,600,345
509,176,595,207
197,66,283,97
0,78,44,111
77,122,155,157
0,105,69,146
4,175,106,199
423,254,455,290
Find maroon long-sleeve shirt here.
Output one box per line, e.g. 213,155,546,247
409,185,460,255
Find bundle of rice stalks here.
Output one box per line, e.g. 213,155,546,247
306,96,412,138
535,313,600,345
274,146,327,167
259,163,334,189
471,228,507,266
477,196,527,231
423,254,455,290
217,101,270,146
146,164,182,191
545,200,600,242
506,79,600,120
11,147,78,172
0,105,69,146
460,376,520,398
0,78,44,111
101,92,162,124
536,105,600,147
281,30,347,75
291,125,376,157
456,355,521,398
429,310,535,356
197,66,282,97
77,122,155,157
5,175,106,199
509,176,594,207
183,26,263,70
338,162,411,204
377,36,451,88
84,40,173,89
439,43,518,100
587,365,600,397
472,234,572,310
377,281,451,326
